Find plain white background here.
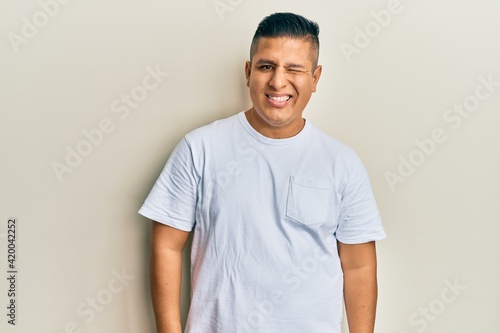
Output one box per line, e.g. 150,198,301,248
1,0,499,332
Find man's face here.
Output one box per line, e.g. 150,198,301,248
245,37,322,138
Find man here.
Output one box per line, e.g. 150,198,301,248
139,12,386,333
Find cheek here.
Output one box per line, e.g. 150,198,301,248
294,80,314,95
249,78,266,93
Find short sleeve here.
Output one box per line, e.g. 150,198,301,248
138,137,199,231
335,153,386,244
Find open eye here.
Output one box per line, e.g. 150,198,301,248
259,65,274,70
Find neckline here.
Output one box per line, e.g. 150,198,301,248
237,111,311,146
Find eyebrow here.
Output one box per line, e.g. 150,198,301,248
255,59,307,70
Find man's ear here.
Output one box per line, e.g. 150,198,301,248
312,65,322,93
245,61,251,87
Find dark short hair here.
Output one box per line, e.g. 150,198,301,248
250,12,320,68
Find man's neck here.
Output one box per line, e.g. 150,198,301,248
244,109,305,139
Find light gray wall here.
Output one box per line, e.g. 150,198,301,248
1,0,499,332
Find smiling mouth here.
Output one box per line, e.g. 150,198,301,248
266,94,292,103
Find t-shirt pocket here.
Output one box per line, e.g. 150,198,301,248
285,177,333,226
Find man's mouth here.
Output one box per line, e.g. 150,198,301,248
266,94,292,103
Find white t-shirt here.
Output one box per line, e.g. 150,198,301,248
139,111,386,333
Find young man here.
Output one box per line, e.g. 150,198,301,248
139,12,386,333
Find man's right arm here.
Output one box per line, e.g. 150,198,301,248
150,221,191,333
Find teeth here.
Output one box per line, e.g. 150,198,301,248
267,95,290,103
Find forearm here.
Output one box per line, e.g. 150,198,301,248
150,248,183,333
343,264,378,333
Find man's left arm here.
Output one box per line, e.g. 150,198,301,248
338,241,378,333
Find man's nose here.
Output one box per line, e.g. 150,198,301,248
269,69,287,89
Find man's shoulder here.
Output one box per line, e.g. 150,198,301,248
184,112,241,144
307,122,358,158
